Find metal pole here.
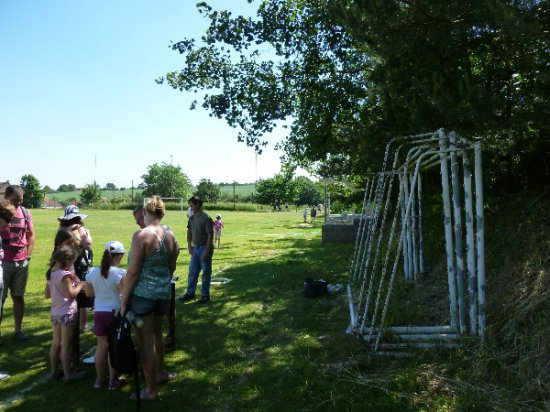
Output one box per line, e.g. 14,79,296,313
462,148,477,336
474,142,486,342
439,131,458,329
417,172,424,273
449,132,466,333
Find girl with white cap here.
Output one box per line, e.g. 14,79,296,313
84,241,126,390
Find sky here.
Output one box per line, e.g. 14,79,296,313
0,1,296,190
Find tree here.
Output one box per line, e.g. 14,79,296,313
194,179,221,203
161,0,550,187
292,176,322,206
141,163,192,198
57,184,76,192
80,183,102,206
255,172,294,205
43,185,54,193
104,182,117,190
20,174,43,208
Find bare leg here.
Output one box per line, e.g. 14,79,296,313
136,314,158,398
61,325,76,378
50,325,61,375
95,335,109,382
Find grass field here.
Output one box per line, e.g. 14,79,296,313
1,208,412,411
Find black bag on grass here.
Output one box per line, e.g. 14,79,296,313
303,278,328,298
108,314,139,373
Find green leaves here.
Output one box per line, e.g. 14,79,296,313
141,163,192,198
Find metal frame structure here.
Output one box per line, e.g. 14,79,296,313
347,129,486,352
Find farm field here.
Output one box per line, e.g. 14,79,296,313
1,208,415,411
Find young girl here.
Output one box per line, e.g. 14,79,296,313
213,214,224,249
46,245,86,383
84,241,126,390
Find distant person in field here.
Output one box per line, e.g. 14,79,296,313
58,205,93,333
0,201,16,347
213,214,224,249
178,195,214,304
84,241,126,390
45,245,87,383
303,208,308,223
310,207,317,223
0,185,35,342
121,196,179,401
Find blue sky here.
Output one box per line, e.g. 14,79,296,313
0,1,292,189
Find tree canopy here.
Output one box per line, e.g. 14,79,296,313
194,179,221,203
80,183,102,206
20,174,42,208
141,163,192,198
161,0,549,186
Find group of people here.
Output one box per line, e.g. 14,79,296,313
302,206,318,223
0,186,224,401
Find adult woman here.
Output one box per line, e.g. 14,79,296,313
58,205,93,333
121,196,179,401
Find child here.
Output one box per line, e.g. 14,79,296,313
45,245,86,383
84,241,126,390
213,214,225,249
303,208,308,222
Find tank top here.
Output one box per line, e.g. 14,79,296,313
131,227,172,300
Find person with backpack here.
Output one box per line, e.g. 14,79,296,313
0,200,16,348
0,185,35,342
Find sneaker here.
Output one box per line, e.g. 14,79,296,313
14,331,29,341
108,377,126,390
197,295,210,304
176,293,196,302
82,356,95,364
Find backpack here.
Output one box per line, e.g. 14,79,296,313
107,314,139,373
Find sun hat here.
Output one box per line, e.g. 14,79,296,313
58,205,88,221
104,240,125,254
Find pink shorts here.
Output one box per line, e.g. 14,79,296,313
94,311,115,336
51,313,78,327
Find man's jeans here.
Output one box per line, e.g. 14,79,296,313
186,245,213,297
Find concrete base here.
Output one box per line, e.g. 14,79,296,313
322,219,359,244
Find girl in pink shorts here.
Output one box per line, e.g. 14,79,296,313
45,246,86,383
84,241,126,390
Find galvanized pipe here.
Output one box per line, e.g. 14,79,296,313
474,142,486,341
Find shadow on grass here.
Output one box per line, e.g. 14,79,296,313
2,238,411,412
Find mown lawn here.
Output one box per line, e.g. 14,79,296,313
0,208,413,411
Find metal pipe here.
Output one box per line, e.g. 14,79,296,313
449,132,466,333
462,148,477,336
438,131,458,329
417,172,424,273
347,284,357,333
474,142,486,342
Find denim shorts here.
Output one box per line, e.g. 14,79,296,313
129,295,169,317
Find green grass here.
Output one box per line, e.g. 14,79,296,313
46,189,141,203
0,208,412,411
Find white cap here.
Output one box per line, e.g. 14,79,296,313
105,240,125,254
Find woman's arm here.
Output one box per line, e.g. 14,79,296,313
121,231,144,315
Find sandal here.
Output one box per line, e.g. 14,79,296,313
157,370,176,385
63,370,86,384
130,388,158,401
108,377,126,390
94,378,108,389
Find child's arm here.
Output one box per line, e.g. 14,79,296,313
45,281,51,299
62,273,84,299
